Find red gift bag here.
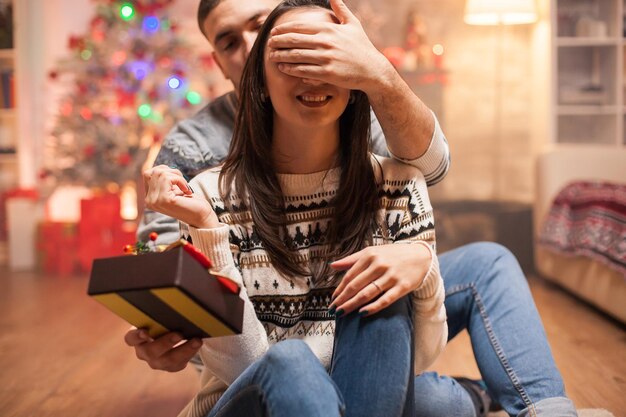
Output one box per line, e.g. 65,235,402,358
77,192,136,272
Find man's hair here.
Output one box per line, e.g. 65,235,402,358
219,0,379,285
197,0,222,37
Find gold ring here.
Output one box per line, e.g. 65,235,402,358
371,281,382,294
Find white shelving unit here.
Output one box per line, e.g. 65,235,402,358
551,0,626,146
0,0,16,265
0,0,17,190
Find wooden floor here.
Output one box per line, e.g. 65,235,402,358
1,269,624,417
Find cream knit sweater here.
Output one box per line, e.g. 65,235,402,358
177,155,447,417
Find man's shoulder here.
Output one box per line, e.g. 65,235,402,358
187,91,237,125
155,92,237,173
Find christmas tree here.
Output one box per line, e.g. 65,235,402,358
43,0,220,189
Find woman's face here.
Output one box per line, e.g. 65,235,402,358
263,8,351,130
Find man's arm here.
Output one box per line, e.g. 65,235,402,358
268,0,449,180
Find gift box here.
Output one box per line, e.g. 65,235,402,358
37,221,79,275
87,245,244,339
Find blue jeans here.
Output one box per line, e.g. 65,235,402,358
413,242,577,417
207,242,577,417
207,295,415,417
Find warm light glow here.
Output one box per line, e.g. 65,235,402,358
80,107,93,120
120,182,138,220
464,0,538,25
47,186,93,222
432,44,444,56
112,51,127,66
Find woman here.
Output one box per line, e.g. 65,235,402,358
144,1,447,416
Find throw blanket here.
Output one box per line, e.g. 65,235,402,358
539,181,626,278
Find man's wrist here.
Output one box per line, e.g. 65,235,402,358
361,55,399,100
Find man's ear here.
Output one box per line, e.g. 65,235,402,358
212,51,230,81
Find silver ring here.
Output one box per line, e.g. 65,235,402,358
371,281,383,294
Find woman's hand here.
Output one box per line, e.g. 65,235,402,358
329,243,432,317
143,165,219,229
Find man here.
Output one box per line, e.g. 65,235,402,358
128,1,577,416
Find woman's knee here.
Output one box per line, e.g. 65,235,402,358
263,339,315,370
464,242,514,266
463,242,526,287
261,340,345,416
413,373,476,417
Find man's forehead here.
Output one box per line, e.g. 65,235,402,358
205,0,278,35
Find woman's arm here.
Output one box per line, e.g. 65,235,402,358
143,166,269,384
189,225,269,385
329,166,447,372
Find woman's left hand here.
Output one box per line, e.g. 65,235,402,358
329,243,432,317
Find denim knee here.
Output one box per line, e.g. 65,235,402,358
463,242,513,266
413,373,476,417
463,242,526,288
260,340,345,416
263,339,315,370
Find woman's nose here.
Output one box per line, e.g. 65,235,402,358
302,78,324,86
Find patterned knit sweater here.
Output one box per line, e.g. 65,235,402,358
176,155,447,417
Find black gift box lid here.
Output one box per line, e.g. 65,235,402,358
87,246,243,339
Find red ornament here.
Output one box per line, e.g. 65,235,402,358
61,101,73,117
116,89,136,108
123,244,134,254
118,153,132,166
157,56,172,68
80,107,93,120
38,169,50,180
83,145,96,158
92,30,105,43
149,232,158,241
68,35,85,50
90,16,105,28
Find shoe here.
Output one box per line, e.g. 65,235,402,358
453,377,503,416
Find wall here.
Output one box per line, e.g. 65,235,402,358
350,0,546,203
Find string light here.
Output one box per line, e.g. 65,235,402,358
186,91,202,105
143,16,160,33
129,61,152,80
119,3,135,21
112,50,127,66
167,76,182,89
137,104,152,118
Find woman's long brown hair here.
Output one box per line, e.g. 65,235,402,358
219,0,379,283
